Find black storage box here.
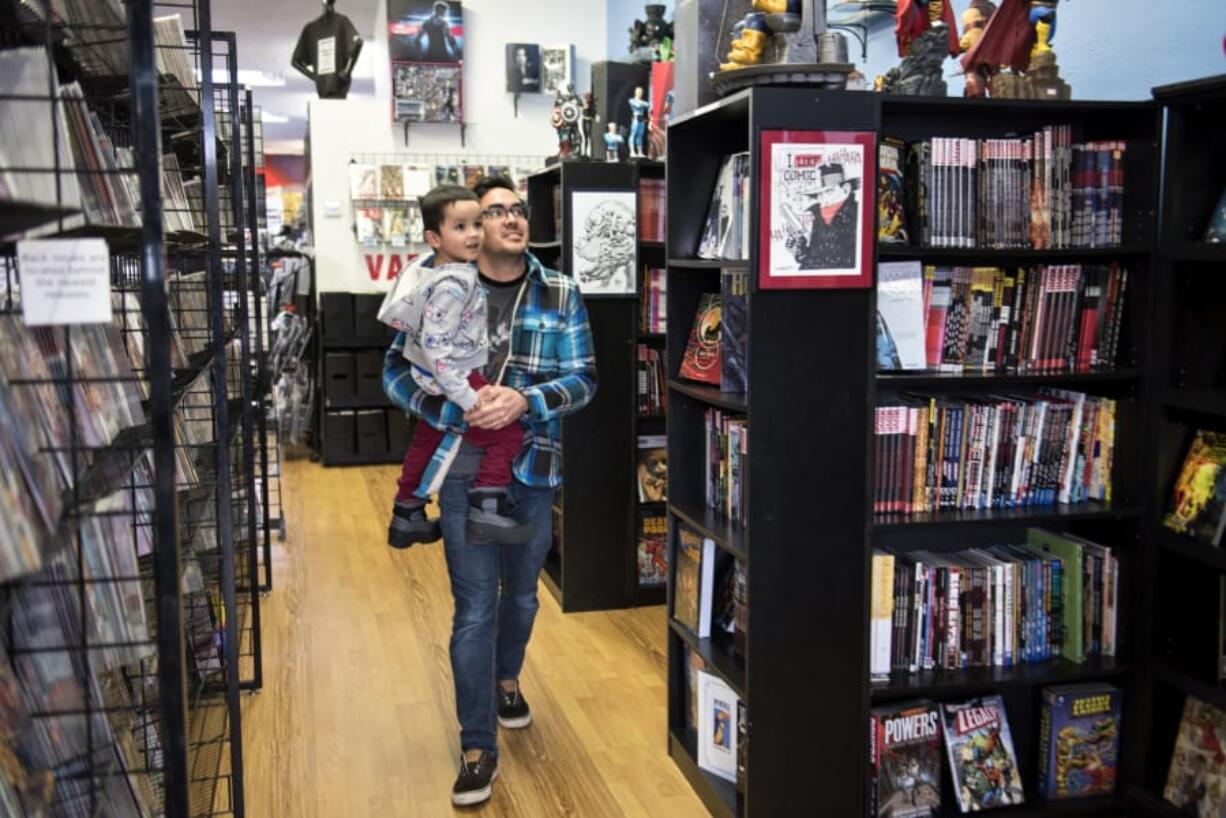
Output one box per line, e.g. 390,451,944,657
354,349,385,402
352,293,386,339
323,411,356,463
324,352,356,404
356,410,388,457
320,292,354,338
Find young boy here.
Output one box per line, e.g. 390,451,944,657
381,185,530,548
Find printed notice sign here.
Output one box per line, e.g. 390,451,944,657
317,36,337,76
17,239,112,326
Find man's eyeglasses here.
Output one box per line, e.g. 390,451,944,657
482,203,531,222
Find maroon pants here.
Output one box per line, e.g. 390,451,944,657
395,371,523,502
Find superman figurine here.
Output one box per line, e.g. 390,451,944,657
962,0,1059,78
895,0,960,58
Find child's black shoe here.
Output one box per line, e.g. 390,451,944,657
466,489,534,546
388,501,440,549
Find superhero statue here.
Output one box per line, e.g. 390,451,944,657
895,0,960,58
881,0,958,95
549,84,582,158
720,12,771,71
958,0,998,97
961,0,1069,99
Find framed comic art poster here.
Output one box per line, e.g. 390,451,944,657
758,130,876,290
569,189,638,296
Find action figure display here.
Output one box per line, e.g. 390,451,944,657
719,12,771,71
604,123,625,162
580,92,598,159
958,0,998,97
292,0,364,99
627,86,650,159
961,0,1070,99
629,4,674,62
879,0,959,96
549,84,583,158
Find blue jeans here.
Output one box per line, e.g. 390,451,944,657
438,473,555,754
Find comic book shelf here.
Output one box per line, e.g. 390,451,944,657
0,0,269,813
526,158,667,611
1135,75,1226,812
663,87,1173,818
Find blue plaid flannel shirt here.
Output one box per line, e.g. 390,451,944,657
383,252,597,490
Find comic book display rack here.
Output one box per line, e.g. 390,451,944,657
0,0,271,813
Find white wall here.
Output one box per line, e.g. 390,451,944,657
369,0,607,154
309,98,403,294
310,0,611,293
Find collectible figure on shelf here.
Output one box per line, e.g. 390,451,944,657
710,0,852,94
958,0,998,97
580,92,598,159
961,0,1071,99
627,86,650,159
719,12,771,71
629,4,674,62
604,123,625,162
549,83,583,158
880,0,959,96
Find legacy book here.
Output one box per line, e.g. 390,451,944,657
942,695,1024,811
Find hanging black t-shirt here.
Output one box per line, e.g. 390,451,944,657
292,13,360,99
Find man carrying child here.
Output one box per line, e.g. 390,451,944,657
382,176,597,807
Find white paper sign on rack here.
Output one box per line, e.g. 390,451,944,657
16,238,112,326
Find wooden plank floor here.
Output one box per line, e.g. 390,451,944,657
241,456,709,817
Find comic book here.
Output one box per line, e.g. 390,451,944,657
672,523,703,633
1038,683,1121,799
380,164,405,200
678,293,721,385
941,695,1025,811
1163,430,1226,546
636,435,667,502
879,137,910,244
870,700,942,817
636,511,667,587
349,163,378,200
1164,696,1226,817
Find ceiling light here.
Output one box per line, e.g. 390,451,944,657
261,111,290,124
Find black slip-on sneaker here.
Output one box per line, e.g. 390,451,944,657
451,751,498,807
497,681,532,729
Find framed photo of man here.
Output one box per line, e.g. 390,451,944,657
758,130,876,290
505,43,542,94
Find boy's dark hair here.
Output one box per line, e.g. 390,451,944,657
419,184,479,234
471,175,517,201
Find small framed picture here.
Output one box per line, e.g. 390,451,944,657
569,189,638,297
540,44,575,96
505,43,542,94
758,129,876,290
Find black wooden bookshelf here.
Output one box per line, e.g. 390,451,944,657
1134,75,1226,816
526,159,669,611
664,86,1178,817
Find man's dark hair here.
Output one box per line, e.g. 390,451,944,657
419,184,479,234
471,175,518,201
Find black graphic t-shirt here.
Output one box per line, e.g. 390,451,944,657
293,13,360,99
480,272,522,382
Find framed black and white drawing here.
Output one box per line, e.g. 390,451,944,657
569,189,638,297
540,44,574,96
